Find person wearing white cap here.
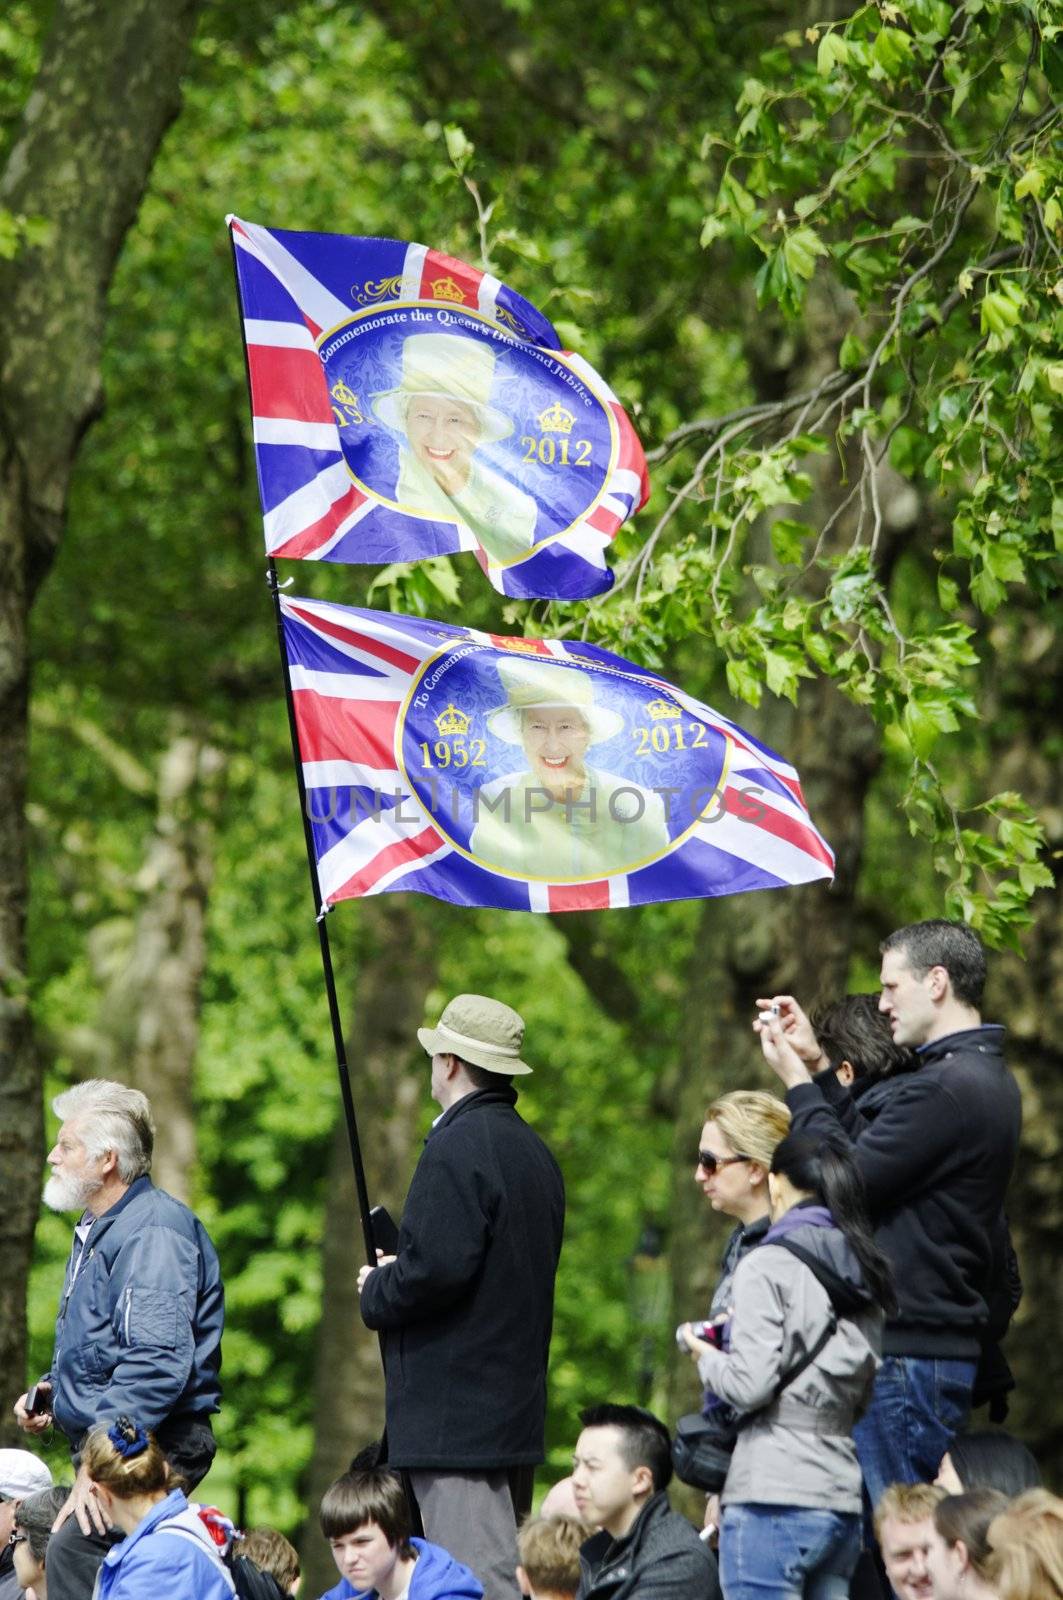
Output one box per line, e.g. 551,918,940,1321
358,994,565,1600
469,658,671,880
0,1450,53,1600
372,332,539,563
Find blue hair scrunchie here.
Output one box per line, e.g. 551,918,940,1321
108,1416,149,1459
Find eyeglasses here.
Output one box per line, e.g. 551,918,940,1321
697,1151,751,1175
8,1530,26,1547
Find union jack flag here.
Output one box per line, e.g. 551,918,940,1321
229,218,649,600
282,595,834,914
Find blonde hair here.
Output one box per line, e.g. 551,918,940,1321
986,1488,1063,1600
81,1421,169,1497
517,1515,583,1596
704,1090,790,1169
874,1481,945,1540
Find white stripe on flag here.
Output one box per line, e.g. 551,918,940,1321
264,461,352,548
303,760,404,789
315,802,427,902
566,350,618,404
244,318,316,350
233,219,353,334
309,496,376,561
609,467,644,500
289,666,405,701
284,599,440,669
478,272,502,319
694,810,829,885
401,242,428,300
253,417,338,450
527,882,550,912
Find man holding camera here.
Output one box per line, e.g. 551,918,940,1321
14,1078,224,1600
755,919,1021,1508
358,994,565,1600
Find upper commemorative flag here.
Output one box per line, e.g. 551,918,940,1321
228,217,650,599
281,595,835,914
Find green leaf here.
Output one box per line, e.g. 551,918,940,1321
872,26,914,77
816,31,850,75
839,331,867,370
1014,166,1047,201
770,517,815,564
700,215,728,247
783,224,829,281
443,122,474,170
726,656,763,707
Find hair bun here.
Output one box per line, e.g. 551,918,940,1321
108,1416,149,1459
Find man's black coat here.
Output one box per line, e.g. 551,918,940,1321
360,1085,565,1469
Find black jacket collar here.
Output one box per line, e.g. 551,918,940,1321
429,1084,519,1139
917,1024,1005,1069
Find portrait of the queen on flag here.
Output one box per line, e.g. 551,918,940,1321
282,595,835,914
229,217,650,599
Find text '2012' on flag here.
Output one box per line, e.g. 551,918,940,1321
282,595,835,915
229,217,649,600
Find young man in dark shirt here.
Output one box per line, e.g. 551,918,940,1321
754,920,1022,1510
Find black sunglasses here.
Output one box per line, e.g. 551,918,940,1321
697,1150,751,1174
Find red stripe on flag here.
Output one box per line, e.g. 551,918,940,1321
585,504,623,537
330,825,445,903
271,484,367,561
547,881,612,913
293,692,400,770
612,404,650,505
723,786,834,871
486,635,552,655
287,604,422,674
302,312,322,341
247,344,331,422
420,250,482,308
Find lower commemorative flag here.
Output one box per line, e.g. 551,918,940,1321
228,217,649,600
282,596,835,914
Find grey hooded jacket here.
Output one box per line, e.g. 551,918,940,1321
696,1216,882,1512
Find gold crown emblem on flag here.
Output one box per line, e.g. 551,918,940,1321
430,276,465,303
434,703,471,737
538,400,575,435
647,698,681,721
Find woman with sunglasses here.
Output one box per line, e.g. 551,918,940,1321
682,1132,895,1600
10,1486,70,1600
676,1092,790,1532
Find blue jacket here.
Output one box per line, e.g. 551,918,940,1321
95,1489,235,1599
318,1537,483,1600
45,1176,223,1445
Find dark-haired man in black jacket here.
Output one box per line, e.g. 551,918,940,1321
359,993,565,1600
754,919,1022,1513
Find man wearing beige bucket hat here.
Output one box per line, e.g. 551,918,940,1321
358,994,565,1600
468,657,671,880
372,332,539,563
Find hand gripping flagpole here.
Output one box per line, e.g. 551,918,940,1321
227,227,377,1268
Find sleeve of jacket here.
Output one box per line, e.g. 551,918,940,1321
785,1074,962,1212
94,1225,201,1430
360,1134,492,1330
696,1251,790,1413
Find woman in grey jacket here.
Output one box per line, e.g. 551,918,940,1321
681,1133,895,1600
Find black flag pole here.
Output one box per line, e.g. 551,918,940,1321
264,561,377,1266
226,224,376,1265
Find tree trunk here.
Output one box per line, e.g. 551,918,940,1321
0,0,202,1441
299,900,440,1599
61,727,225,1200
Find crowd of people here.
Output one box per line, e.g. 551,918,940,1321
3,919,1061,1600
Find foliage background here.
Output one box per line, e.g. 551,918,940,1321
3,0,1060,1585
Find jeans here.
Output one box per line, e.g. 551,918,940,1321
721,1504,862,1600
853,1355,977,1515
